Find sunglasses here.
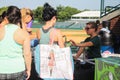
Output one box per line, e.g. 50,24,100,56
85,27,93,30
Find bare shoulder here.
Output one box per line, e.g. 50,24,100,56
54,28,62,34
54,28,61,32
14,28,30,45
36,29,40,34
15,28,29,38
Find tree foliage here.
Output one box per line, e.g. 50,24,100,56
33,5,81,22
57,5,81,21
0,7,8,15
0,5,81,22
33,6,43,22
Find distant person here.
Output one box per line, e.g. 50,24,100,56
36,3,64,48
111,32,120,54
21,8,38,47
0,11,8,27
21,8,33,34
98,21,110,33
110,15,120,53
98,21,114,56
96,20,100,26
111,21,120,54
0,6,32,80
70,21,101,59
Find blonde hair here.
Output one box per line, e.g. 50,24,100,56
21,8,33,19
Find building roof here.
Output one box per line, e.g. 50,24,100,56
72,11,100,17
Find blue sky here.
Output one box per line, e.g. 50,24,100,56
0,0,119,10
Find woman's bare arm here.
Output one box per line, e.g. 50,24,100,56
36,30,40,41
74,47,85,59
57,29,64,48
23,31,32,80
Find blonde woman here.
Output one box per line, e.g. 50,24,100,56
21,8,33,34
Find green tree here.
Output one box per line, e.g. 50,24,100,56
57,5,64,12
57,11,69,21
33,5,81,22
33,6,43,22
57,6,80,21
0,7,8,15
63,6,80,15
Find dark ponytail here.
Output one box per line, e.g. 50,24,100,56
0,15,3,23
0,11,6,23
6,6,21,26
42,3,57,21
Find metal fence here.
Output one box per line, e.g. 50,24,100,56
100,0,120,17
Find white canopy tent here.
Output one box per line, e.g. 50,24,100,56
71,11,100,21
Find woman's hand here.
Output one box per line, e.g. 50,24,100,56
26,70,31,80
69,40,77,46
73,55,79,60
